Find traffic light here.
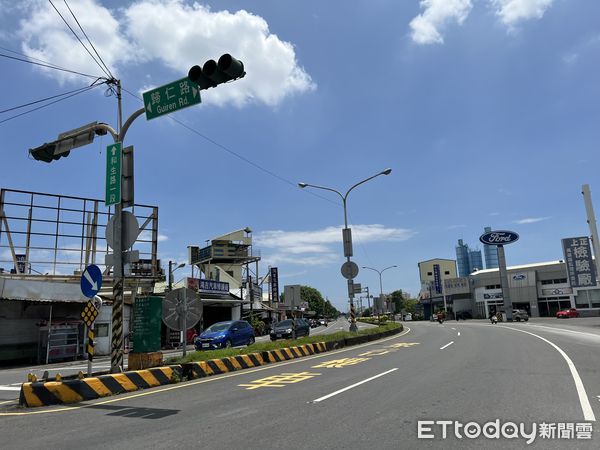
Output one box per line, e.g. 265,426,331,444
29,143,70,163
188,54,245,90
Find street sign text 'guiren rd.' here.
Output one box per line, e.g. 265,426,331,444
142,78,201,121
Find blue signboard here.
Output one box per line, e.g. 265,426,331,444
81,264,103,298
433,264,442,295
270,267,279,303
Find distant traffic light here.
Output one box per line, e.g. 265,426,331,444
188,54,245,90
29,143,70,163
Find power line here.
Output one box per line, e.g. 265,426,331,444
0,84,102,114
48,0,111,79
121,87,339,207
0,52,103,80
62,0,114,79
0,84,100,125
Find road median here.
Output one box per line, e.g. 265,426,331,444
18,322,402,407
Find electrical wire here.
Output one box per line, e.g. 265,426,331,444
0,84,102,114
0,51,103,80
62,0,114,79
0,84,100,125
48,0,111,79
121,87,340,207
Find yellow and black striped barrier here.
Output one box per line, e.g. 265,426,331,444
19,365,182,407
184,353,265,379
262,342,327,363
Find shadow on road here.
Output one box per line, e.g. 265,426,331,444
88,404,180,419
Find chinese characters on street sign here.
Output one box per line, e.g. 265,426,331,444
142,77,201,121
433,264,442,294
105,142,122,207
562,237,597,288
270,267,279,303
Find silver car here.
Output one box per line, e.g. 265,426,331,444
512,309,529,322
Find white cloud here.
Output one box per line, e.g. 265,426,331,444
490,0,555,26
514,216,550,224
18,0,315,106
409,0,473,45
255,224,415,266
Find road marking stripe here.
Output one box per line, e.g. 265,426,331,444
1,328,411,416
0,386,22,391
499,326,596,422
457,332,461,336
440,341,454,350
0,399,17,405
524,324,600,339
312,368,398,403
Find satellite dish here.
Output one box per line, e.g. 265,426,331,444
162,287,202,331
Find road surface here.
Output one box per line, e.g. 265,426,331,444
1,318,599,448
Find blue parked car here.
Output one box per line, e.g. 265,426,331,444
194,320,255,350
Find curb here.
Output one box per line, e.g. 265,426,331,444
19,324,403,407
19,365,182,407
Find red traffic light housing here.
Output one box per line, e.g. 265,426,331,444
188,54,245,90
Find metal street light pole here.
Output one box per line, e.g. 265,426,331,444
362,265,397,323
298,168,392,333
168,261,185,291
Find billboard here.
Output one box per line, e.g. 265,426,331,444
270,267,279,302
562,237,597,288
433,264,442,294
443,277,470,295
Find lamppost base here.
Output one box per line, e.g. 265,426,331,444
349,322,358,333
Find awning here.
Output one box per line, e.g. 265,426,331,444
0,277,88,303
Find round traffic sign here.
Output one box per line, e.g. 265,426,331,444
106,211,140,250
81,264,103,298
341,261,359,279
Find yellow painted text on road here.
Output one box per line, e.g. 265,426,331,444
387,342,420,348
238,372,321,390
312,357,370,369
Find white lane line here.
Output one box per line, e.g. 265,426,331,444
0,386,21,391
458,332,461,336
524,324,600,340
312,368,398,403
440,341,454,350
451,327,456,330
500,326,596,422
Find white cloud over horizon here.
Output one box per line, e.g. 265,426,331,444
255,224,415,266
18,0,315,107
409,0,556,45
409,0,473,45
514,216,550,224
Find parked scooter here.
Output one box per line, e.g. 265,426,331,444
490,315,498,324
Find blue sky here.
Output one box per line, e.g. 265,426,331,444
1,0,599,311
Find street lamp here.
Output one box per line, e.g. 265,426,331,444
168,261,186,291
362,265,398,319
298,168,392,332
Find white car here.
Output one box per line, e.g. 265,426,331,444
403,313,412,321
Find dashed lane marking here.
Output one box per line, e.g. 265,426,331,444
440,341,454,350
312,368,398,403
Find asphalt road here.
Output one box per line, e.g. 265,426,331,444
1,319,599,449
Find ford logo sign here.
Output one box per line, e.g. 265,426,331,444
479,230,519,246
512,274,526,280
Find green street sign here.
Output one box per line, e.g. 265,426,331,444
142,77,201,121
105,142,122,207
132,296,162,353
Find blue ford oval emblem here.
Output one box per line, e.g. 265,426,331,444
512,274,526,280
479,230,519,245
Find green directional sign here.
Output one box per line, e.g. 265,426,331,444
142,77,201,121
105,142,122,207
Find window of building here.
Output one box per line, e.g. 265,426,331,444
555,278,567,284
226,270,234,277
485,284,501,290
444,271,450,275
96,323,109,337
427,272,432,276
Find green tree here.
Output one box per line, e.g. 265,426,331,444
390,290,404,314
